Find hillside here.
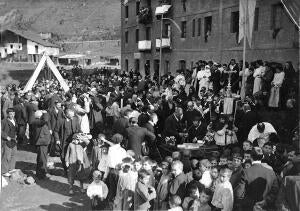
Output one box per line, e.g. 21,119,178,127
0,0,121,41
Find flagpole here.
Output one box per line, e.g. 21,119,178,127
241,0,247,100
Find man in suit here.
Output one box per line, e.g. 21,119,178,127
1,108,18,177
54,109,80,174
163,107,187,145
125,117,156,158
31,111,52,179
187,115,207,143
14,98,28,145
183,101,203,129
48,100,63,155
236,147,279,211
112,108,131,138
238,104,260,143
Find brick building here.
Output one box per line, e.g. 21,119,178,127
121,0,299,76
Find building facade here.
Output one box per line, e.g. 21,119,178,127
0,29,60,63
121,0,299,76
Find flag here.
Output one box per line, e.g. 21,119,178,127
238,0,257,47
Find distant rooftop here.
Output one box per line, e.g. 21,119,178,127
1,28,59,48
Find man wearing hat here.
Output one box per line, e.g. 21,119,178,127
31,110,51,179
236,147,279,211
187,115,207,143
1,108,17,177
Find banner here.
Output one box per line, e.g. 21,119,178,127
238,0,257,47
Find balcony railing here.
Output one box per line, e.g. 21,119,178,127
138,7,152,24
156,38,171,49
138,40,152,51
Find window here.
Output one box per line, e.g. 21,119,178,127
164,23,171,38
165,60,170,74
125,59,129,72
145,60,150,76
254,8,259,31
135,29,139,43
204,16,212,42
197,18,201,36
191,61,194,70
230,11,239,33
10,44,13,49
146,27,151,40
136,1,140,15
135,59,140,72
192,19,196,37
125,31,129,43
181,21,187,38
35,45,39,54
271,4,283,29
179,60,186,70
125,5,129,19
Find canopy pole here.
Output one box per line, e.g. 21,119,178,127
241,0,248,100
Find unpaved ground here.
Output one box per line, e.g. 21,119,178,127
0,146,91,211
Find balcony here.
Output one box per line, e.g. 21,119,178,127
156,38,171,49
138,40,151,51
138,7,152,24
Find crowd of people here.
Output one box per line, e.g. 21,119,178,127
1,58,299,211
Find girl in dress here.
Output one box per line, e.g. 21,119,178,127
268,65,285,108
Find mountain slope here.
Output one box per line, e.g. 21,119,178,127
0,0,121,41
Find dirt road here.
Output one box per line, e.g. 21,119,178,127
0,146,91,211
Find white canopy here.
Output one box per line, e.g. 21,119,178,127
23,54,70,92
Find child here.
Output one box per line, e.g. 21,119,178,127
114,161,138,210
97,144,109,181
134,159,142,172
142,157,155,187
134,169,157,211
242,140,253,152
210,166,220,192
243,150,253,162
190,188,212,211
219,155,228,166
155,161,171,210
182,185,200,211
65,133,91,195
242,159,252,169
91,133,106,170
87,170,108,210
165,156,174,164
211,167,234,211
168,195,183,211
209,157,218,167
199,159,212,188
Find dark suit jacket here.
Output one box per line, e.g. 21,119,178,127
163,114,184,141
112,117,129,137
236,163,279,209
183,109,202,129
126,125,155,157
25,102,38,124
1,118,17,148
14,103,28,125
31,113,51,146
54,116,80,153
48,107,63,131
187,122,207,142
